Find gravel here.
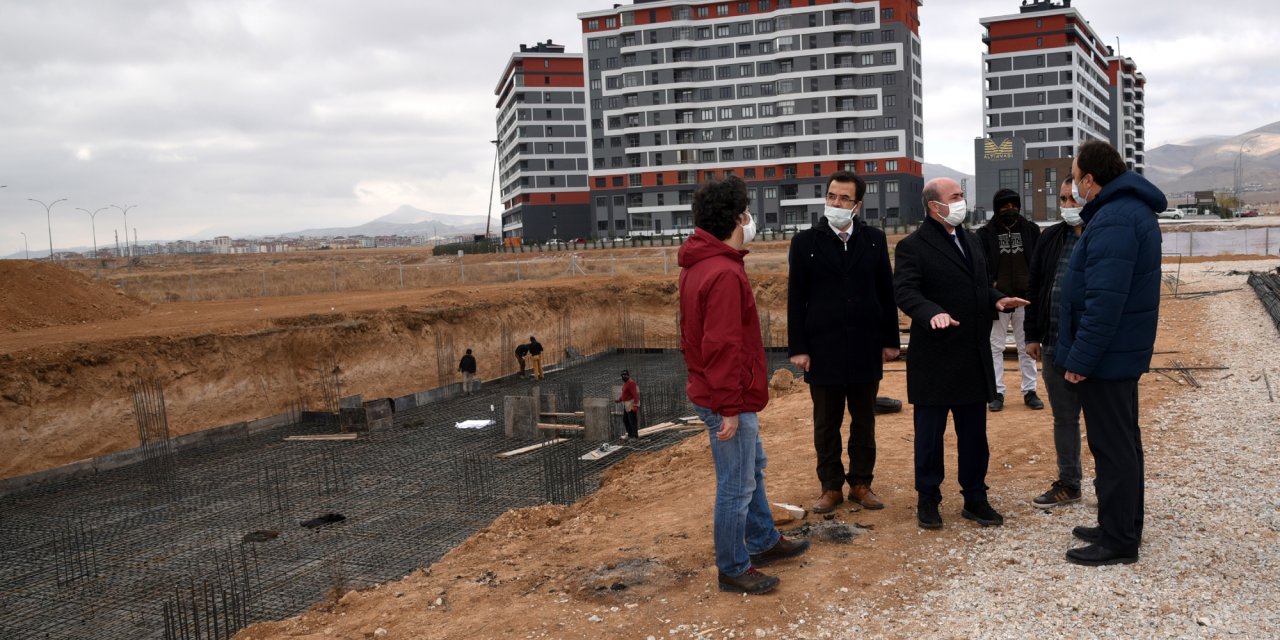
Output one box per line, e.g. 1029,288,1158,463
795,260,1280,639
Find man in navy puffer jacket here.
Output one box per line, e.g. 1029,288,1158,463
1056,139,1164,567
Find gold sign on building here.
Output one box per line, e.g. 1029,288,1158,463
983,138,1014,160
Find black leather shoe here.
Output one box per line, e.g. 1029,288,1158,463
1024,391,1045,410
749,535,810,567
988,393,1004,412
961,501,1005,526
718,567,780,594
1072,525,1101,543
1065,543,1138,566
917,502,943,529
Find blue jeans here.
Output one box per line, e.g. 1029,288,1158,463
694,405,781,577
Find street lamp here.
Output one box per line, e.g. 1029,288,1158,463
77,207,108,257
485,139,499,241
111,204,136,258
29,198,66,260
1233,135,1260,212
20,232,29,260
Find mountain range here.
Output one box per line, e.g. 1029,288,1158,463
1144,121,1280,195
278,205,489,239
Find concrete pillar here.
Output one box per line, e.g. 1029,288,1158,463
503,396,539,439
583,398,613,442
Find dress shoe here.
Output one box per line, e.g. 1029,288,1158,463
848,484,885,510
988,393,1004,412
917,502,943,529
1065,543,1138,566
718,567,780,594
749,535,811,567
1024,391,1045,410
961,501,1005,526
812,489,843,514
1072,525,1101,543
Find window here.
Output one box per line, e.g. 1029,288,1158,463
861,53,874,66
764,187,778,199
588,19,599,30
717,3,728,15
884,95,896,107
881,8,894,19
740,84,754,97
866,181,878,193
865,161,878,173
883,73,896,86
885,138,898,151
720,106,733,119
882,29,895,42
886,160,898,171
741,105,755,117
881,51,895,65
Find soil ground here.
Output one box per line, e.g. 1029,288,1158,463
0,239,1274,638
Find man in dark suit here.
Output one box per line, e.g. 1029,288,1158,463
1058,140,1163,566
894,177,1028,530
787,170,900,514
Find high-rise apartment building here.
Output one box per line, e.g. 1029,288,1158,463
494,40,592,244
577,0,925,237
975,0,1145,220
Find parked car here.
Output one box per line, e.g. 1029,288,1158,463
1240,209,1260,218
1157,208,1183,220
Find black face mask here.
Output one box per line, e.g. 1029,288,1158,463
999,208,1021,221
621,376,629,382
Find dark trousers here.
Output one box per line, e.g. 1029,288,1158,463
810,382,879,490
516,354,526,376
912,402,990,505
1076,377,1144,553
622,410,638,438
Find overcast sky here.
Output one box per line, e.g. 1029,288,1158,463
2,0,1277,257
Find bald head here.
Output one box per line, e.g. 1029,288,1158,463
922,178,965,226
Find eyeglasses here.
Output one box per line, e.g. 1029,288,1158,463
825,193,857,206
1058,195,1074,203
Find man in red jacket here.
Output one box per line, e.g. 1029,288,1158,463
678,176,808,595
615,369,640,439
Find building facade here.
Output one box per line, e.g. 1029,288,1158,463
976,0,1145,221
577,0,926,237
494,41,593,244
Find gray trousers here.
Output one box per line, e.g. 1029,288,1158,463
1041,357,1083,489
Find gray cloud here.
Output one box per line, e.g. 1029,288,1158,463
2,0,1277,256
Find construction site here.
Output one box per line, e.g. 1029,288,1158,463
1,229,1279,639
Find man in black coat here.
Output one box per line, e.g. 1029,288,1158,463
975,188,1043,412
458,348,478,395
894,177,1028,530
788,170,900,514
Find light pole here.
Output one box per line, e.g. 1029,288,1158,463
20,232,29,259
1233,135,1259,213
29,198,66,260
76,207,107,257
111,204,136,258
485,139,499,241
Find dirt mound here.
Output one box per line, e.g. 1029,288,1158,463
0,261,148,333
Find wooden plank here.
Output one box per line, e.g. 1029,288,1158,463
637,422,676,436
537,423,584,432
539,411,585,418
283,433,358,441
495,438,569,459
580,444,624,461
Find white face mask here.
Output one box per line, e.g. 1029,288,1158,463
740,212,757,245
932,200,967,226
823,204,855,228
1071,179,1090,204
1060,207,1083,226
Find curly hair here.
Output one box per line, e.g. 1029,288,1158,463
692,176,749,241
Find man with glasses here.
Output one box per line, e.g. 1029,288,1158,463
1024,178,1088,508
787,170,900,515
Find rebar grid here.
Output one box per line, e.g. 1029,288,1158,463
0,351,701,639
